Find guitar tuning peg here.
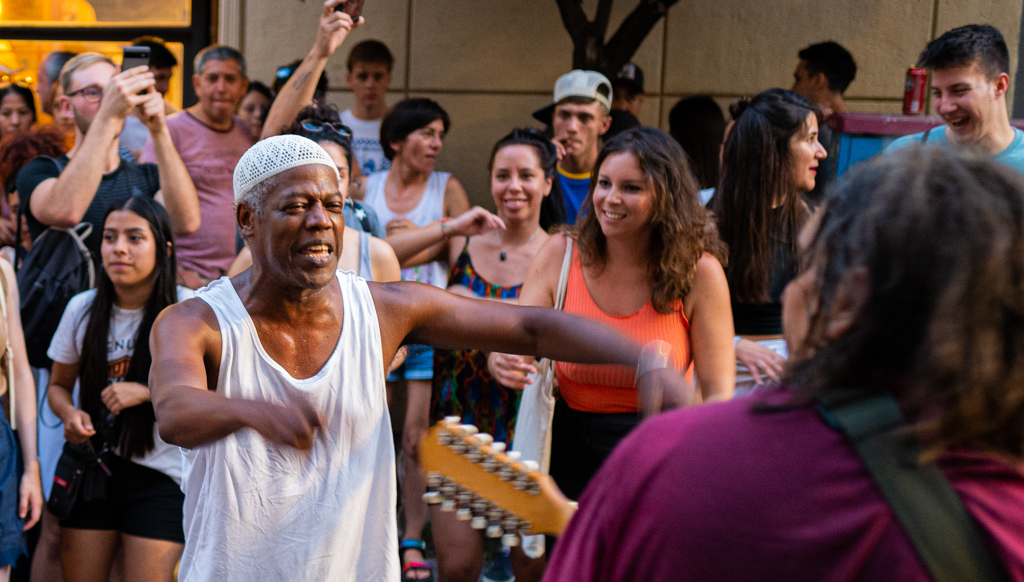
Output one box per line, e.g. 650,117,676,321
440,500,456,512
422,491,443,504
456,508,473,521
457,424,479,435
489,442,506,453
486,525,504,538
472,433,493,446
501,533,520,547
426,472,442,487
506,451,522,462
521,460,539,473
471,516,487,530
443,416,461,426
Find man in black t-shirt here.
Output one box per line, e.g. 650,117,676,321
15,52,199,269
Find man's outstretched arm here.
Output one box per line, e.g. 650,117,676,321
372,282,694,413
149,299,321,449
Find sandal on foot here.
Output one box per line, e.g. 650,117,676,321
400,539,435,582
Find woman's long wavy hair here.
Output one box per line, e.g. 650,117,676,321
79,196,177,459
714,88,817,303
786,146,1024,459
575,126,707,314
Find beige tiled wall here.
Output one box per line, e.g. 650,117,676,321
238,0,1023,208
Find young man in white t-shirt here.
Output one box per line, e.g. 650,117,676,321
340,40,393,179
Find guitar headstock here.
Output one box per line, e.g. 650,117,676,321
419,417,576,546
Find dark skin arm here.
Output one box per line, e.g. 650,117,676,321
149,298,322,449
370,280,642,375
150,277,662,451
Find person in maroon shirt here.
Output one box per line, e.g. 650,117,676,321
543,145,1024,581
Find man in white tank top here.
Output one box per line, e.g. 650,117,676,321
147,135,689,582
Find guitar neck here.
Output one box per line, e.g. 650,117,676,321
419,419,576,541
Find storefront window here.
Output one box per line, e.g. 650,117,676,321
0,40,185,111
0,0,190,27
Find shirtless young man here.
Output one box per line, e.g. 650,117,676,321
148,135,684,582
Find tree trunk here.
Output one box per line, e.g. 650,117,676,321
556,0,679,75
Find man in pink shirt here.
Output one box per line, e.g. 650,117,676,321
543,146,1024,581
142,44,253,288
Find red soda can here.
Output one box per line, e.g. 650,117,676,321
903,67,928,115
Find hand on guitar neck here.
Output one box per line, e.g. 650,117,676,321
418,417,577,546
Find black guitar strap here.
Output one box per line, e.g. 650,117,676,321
817,389,1008,582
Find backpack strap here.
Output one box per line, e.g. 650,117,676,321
14,156,66,270
817,389,1008,582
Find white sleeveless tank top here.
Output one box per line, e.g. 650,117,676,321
179,271,399,582
364,170,450,288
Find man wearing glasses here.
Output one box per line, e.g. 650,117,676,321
16,52,200,272
140,45,253,289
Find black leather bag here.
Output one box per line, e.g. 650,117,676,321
47,441,110,520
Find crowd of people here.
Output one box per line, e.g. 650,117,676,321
0,1,1020,580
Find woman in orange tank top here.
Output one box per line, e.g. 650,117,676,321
490,127,735,503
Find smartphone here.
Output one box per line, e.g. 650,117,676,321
121,46,151,72
334,0,364,20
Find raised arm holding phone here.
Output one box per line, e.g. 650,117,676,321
261,0,362,141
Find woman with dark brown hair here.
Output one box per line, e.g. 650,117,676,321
490,126,734,502
543,145,1024,581
713,88,826,394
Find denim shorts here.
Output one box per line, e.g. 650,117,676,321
0,415,24,568
387,344,434,381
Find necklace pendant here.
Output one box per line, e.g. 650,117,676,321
499,251,507,261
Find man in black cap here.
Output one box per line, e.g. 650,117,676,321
611,61,645,117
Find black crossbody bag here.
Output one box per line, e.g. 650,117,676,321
47,436,113,520
817,389,1009,582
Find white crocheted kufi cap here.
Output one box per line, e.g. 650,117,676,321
233,134,339,202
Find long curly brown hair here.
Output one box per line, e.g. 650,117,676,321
787,146,1024,460
575,126,709,314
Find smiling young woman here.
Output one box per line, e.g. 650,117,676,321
712,88,826,395
490,126,735,507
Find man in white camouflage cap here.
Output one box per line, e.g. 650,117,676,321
147,135,672,581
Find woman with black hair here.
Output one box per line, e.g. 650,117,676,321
426,128,554,581
713,88,826,395
47,196,191,582
0,85,35,140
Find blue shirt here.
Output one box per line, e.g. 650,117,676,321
558,167,591,225
887,126,1024,175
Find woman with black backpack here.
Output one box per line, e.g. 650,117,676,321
46,196,190,582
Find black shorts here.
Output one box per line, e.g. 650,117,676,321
59,454,184,543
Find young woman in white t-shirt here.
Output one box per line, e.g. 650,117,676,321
47,196,191,582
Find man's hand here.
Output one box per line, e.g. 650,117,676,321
63,410,96,444
487,352,535,390
136,89,169,135
448,207,506,238
101,381,152,415
552,137,575,161
637,368,693,418
233,398,324,450
312,0,363,60
98,66,157,122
